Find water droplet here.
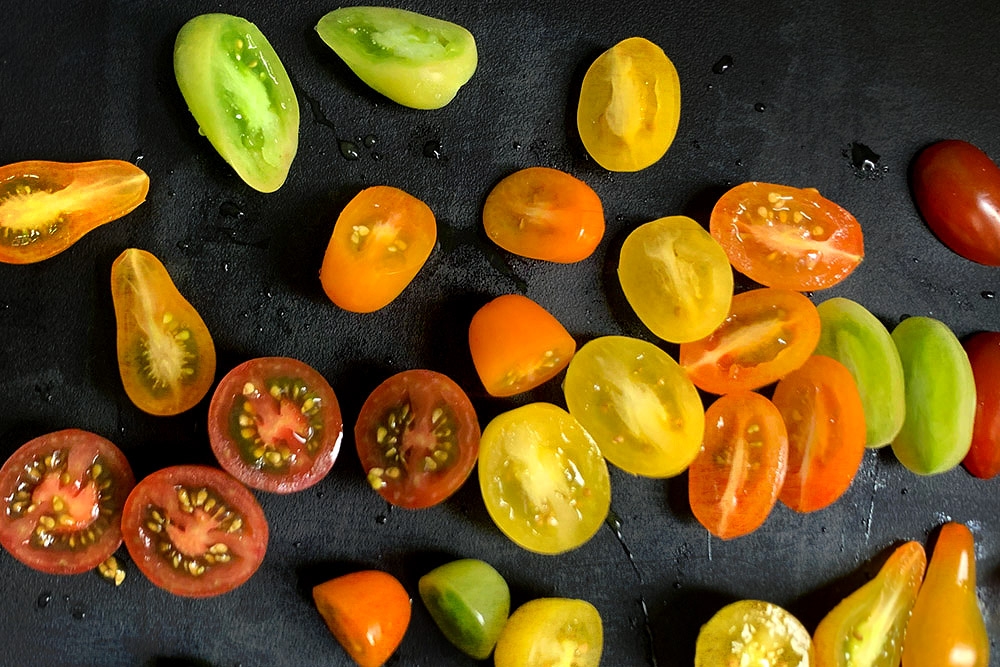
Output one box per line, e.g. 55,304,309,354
754,102,766,112
735,159,743,167
339,140,360,161
512,141,522,150
363,134,377,149
176,241,190,251
981,290,995,299
223,262,231,273
615,214,625,223
423,140,443,159
375,515,388,525
691,139,701,149
673,581,682,590
293,541,302,549
900,488,909,496
821,526,828,533
72,606,86,621
316,491,325,499
167,190,175,197
219,201,245,219
846,142,882,179
712,55,734,74
706,83,714,90
63,594,71,602
37,592,52,608
371,152,381,160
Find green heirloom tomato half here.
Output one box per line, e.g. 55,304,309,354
815,297,906,448
418,559,510,659
891,316,976,475
174,14,299,193
315,7,478,110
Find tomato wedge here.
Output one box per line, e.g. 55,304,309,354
208,357,343,493
962,331,1000,479
0,159,148,264
0,429,134,575
710,182,864,291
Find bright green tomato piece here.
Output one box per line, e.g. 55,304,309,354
891,316,976,475
175,14,299,193
418,559,510,660
815,297,905,448
315,7,478,110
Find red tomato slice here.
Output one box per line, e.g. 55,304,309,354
121,465,268,598
688,391,788,539
679,288,821,395
0,159,149,264
356,370,480,509
710,182,864,290
772,355,867,513
208,357,344,493
962,331,1000,479
0,429,135,575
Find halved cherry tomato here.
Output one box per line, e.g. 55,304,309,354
208,357,343,493
121,465,268,598
356,369,479,509
688,391,788,539
962,331,1000,479
111,248,216,416
0,159,148,264
679,288,821,395
0,429,134,575
577,37,680,172
174,14,299,193
478,403,610,554
772,355,866,513
482,167,604,263
320,186,436,313
912,140,1000,266
313,570,411,667
494,598,603,667
813,540,926,667
468,294,576,397
710,182,864,291
695,599,814,666
902,523,989,667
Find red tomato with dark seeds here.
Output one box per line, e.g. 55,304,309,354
912,140,1000,266
356,370,480,509
962,332,1000,479
0,429,134,575
208,357,344,493
122,465,268,598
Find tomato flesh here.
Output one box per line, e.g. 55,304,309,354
111,248,217,416
710,182,864,291
695,599,814,666
962,332,1000,478
208,357,343,493
494,598,603,667
0,429,134,575
0,160,148,264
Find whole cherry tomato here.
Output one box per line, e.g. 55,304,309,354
911,140,1000,265
961,331,1000,479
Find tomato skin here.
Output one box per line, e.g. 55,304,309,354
813,540,926,667
355,370,479,509
494,598,603,667
315,7,477,110
679,288,821,395
0,160,149,264
208,357,343,493
577,36,680,172
902,523,989,667
688,392,788,539
174,14,299,193
618,215,734,343
313,570,412,667
320,186,437,313
482,167,605,263
111,248,217,416
695,599,814,666
710,182,864,291
468,294,576,397
961,332,1000,479
0,429,135,575
912,140,1000,265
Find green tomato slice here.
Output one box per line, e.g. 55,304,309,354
315,7,478,110
175,14,299,193
891,316,976,475
418,559,510,660
814,297,905,448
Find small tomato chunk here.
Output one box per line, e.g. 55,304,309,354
494,598,603,667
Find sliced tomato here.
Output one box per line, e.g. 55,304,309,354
0,159,148,264
772,355,867,513
111,248,217,416
0,429,134,575
208,357,343,493
468,294,576,397
688,391,788,539
494,598,603,667
320,186,437,313
356,370,480,509
710,182,864,291
961,331,1000,479
482,167,605,263
679,288,821,395
695,600,814,665
121,465,268,598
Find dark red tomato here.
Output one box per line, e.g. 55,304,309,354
912,140,1000,266
688,391,788,539
356,370,480,509
0,429,134,575
208,357,343,493
962,332,1000,479
122,465,268,598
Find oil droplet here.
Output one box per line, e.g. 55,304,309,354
363,134,377,149
219,201,245,219
423,140,443,159
754,102,766,112
37,592,52,608
339,140,360,160
981,290,995,299
712,55,733,74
